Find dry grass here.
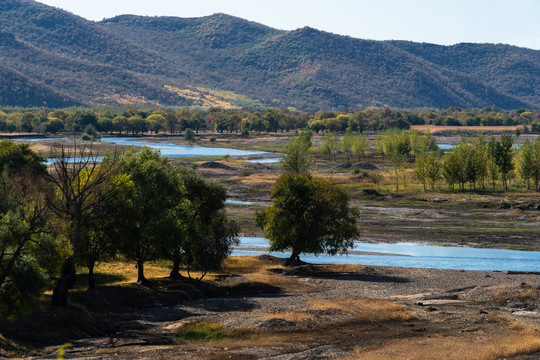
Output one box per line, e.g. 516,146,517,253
222,256,305,291
492,283,540,303
222,256,276,275
229,172,279,184
411,125,523,133
309,299,416,323
261,312,313,322
347,323,540,360
69,260,220,291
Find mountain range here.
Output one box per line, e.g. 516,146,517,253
0,0,539,110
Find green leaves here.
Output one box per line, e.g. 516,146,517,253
0,255,48,322
280,130,314,174
257,174,358,263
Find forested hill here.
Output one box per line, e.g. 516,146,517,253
0,0,539,110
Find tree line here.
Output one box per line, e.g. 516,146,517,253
317,129,540,192
0,141,238,320
1,106,539,136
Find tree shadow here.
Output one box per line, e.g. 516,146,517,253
74,272,127,289
269,267,410,283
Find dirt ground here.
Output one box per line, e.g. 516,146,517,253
6,257,540,360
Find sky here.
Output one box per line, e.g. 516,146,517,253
37,0,540,50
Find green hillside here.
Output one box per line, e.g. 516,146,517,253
0,0,538,110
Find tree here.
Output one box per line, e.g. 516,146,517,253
185,128,195,143
215,118,229,133
517,139,534,190
489,134,515,190
442,149,463,191
308,120,325,134
71,110,98,132
0,146,68,320
256,174,359,265
414,155,429,191
377,130,411,190
352,134,370,161
44,118,65,134
473,135,488,189
45,143,122,304
321,132,340,161
118,148,185,285
425,153,441,190
175,167,238,281
80,171,134,289
280,129,313,174
126,116,147,135
112,116,128,133
341,129,354,162
97,117,113,134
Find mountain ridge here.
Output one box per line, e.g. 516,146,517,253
0,0,538,110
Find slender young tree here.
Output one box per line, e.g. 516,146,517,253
280,129,314,174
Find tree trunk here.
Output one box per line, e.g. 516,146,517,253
137,260,148,285
169,258,183,279
88,261,95,290
52,257,76,307
285,252,301,266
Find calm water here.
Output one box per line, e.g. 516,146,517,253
235,237,540,272
15,136,269,161
225,199,254,205
100,137,268,158
247,158,281,163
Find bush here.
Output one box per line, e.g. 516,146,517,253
210,136,217,143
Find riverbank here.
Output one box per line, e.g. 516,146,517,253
2,256,540,359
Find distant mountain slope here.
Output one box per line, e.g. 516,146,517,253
390,41,540,107
0,0,538,109
0,63,79,107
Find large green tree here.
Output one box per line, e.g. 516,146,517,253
172,167,239,281
118,148,186,285
256,174,359,265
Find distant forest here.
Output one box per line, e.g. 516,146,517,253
0,106,539,135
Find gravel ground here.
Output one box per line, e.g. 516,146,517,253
39,263,540,360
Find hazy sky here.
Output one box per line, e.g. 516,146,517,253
37,0,540,49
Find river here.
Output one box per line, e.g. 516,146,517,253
235,237,540,272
